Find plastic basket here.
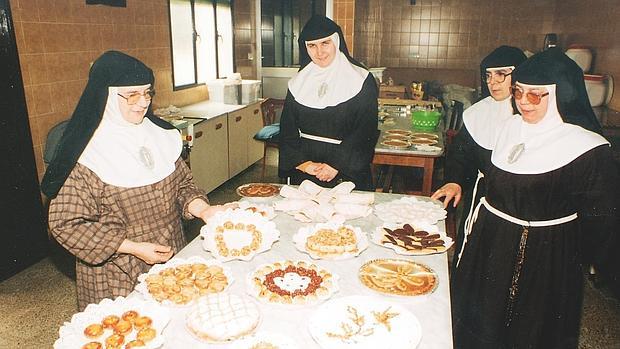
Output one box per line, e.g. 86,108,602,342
411,110,441,131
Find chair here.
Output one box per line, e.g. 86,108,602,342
445,100,464,147
256,98,285,179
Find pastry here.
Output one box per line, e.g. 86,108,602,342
124,339,146,348
102,315,120,329
104,333,125,348
214,222,262,257
84,323,104,338
121,310,139,323
136,327,157,342
306,227,358,257
81,342,103,349
251,260,336,305
186,293,260,342
113,319,133,335
133,316,152,330
359,259,437,296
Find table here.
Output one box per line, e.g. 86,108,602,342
373,114,445,196
160,192,453,348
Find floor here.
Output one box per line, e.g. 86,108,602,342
1,147,618,348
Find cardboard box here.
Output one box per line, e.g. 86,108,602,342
379,85,406,99
241,80,262,104
207,79,241,104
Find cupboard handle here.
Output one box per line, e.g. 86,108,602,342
235,116,242,122
195,131,203,139
253,109,259,114
215,123,222,130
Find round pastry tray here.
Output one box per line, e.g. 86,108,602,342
380,139,411,149
236,183,281,198
358,258,438,297
385,129,413,136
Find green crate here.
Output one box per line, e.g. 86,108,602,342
411,110,441,131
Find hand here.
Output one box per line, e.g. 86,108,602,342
197,203,237,223
304,162,322,175
119,240,173,265
315,163,338,182
431,183,462,208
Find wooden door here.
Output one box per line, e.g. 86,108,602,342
0,0,48,280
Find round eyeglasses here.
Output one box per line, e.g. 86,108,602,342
485,71,512,84
511,86,549,105
117,90,155,105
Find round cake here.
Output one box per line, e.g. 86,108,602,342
186,293,260,342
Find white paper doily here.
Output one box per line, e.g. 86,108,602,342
237,200,277,220
231,331,299,349
292,222,369,260
54,296,170,349
374,196,447,225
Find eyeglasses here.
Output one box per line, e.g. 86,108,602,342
117,90,155,105
511,86,549,105
485,71,512,84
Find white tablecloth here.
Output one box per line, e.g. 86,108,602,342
160,192,453,348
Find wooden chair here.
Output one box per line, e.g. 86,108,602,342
256,98,285,179
445,100,464,146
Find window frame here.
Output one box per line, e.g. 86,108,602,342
168,0,236,91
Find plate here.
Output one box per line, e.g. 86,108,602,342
359,259,438,296
246,260,339,306
374,196,446,225
135,256,233,307
54,296,170,349
237,200,277,220
380,139,411,149
231,331,299,349
410,138,438,145
293,222,369,260
411,132,439,139
308,295,422,349
383,134,411,142
385,129,413,136
372,223,453,255
237,183,281,198
201,209,280,262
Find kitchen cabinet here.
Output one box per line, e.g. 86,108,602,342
190,115,229,193
227,103,264,177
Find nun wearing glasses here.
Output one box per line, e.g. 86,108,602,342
451,48,617,348
278,15,378,190
432,46,527,268
43,51,231,310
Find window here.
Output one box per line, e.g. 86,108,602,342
169,0,234,89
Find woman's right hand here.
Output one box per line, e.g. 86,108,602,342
118,240,173,265
431,183,462,208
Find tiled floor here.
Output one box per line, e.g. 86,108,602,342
0,148,618,348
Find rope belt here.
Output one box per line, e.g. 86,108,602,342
457,179,578,326
299,130,342,145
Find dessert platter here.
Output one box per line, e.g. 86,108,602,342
237,183,281,198
384,129,413,137
410,137,438,145
411,132,439,140
308,295,422,349
247,260,339,306
358,259,438,296
54,296,170,349
231,331,299,349
135,256,233,306
293,222,369,260
380,139,411,149
186,293,261,343
201,209,280,262
374,196,447,225
237,200,277,220
372,223,453,255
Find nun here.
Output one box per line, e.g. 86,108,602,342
451,48,617,348
43,51,231,310
431,45,527,268
278,15,379,190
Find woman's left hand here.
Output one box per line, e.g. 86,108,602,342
198,202,238,223
315,164,338,182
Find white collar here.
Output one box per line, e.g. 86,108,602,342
78,87,182,187
462,96,514,150
288,33,368,109
491,85,609,174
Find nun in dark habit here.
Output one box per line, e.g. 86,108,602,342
43,51,232,310
278,15,379,190
451,48,617,348
432,45,527,268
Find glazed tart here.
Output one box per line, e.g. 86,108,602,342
385,129,413,136
358,259,438,296
380,139,411,149
237,183,280,198
248,260,338,305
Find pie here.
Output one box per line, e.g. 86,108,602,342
411,132,438,139
249,260,336,305
411,137,438,145
306,227,358,257
385,129,412,136
186,293,260,343
145,263,228,305
359,259,437,296
383,134,411,142
237,183,280,197
380,139,411,149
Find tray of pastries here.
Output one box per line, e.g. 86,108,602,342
237,183,281,198
201,209,280,262
411,132,439,140
308,295,421,349
293,222,369,260
247,260,339,306
374,196,446,225
54,296,170,349
380,139,411,149
186,293,260,343
358,259,438,296
135,256,233,306
384,129,413,137
231,331,299,349
372,223,453,255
